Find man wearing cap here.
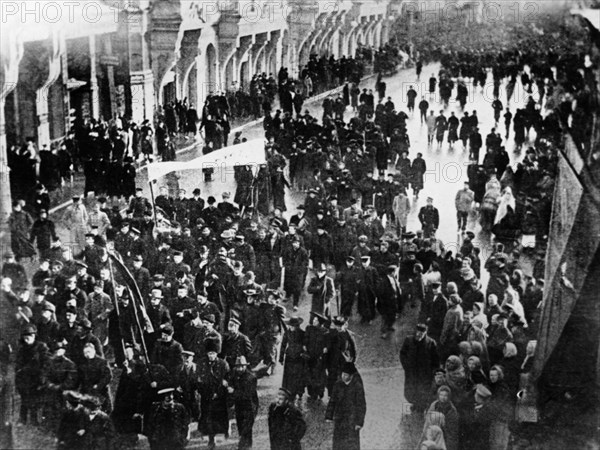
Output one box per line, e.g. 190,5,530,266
2,251,28,291
62,196,89,254
334,256,358,317
44,341,78,427
232,234,256,272
35,300,60,346
114,221,133,259
326,316,357,394
418,197,440,239
325,361,366,450
87,202,111,238
221,317,252,370
227,356,259,450
400,323,439,413
129,187,152,219
81,395,117,449
56,391,87,449
174,350,200,423
15,325,50,424
282,236,309,311
463,384,494,449
197,339,230,448
164,250,191,289
77,342,113,412
218,192,239,218
151,323,184,377
86,280,114,346
268,387,307,450
30,208,58,260
279,316,306,401
146,387,190,450
305,312,329,400
307,263,336,316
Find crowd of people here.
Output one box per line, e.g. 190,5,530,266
1,7,598,448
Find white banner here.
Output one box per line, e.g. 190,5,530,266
146,138,267,182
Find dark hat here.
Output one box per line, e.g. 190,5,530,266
85,232,95,238
173,250,183,257
182,350,195,357
316,263,327,272
360,255,370,262
332,316,347,326
310,311,330,325
402,231,416,239
75,261,88,269
65,306,78,315
346,256,355,262
416,323,428,332
465,231,475,239
297,204,305,210
278,387,293,398
133,254,144,262
229,317,241,326
234,356,249,366
358,235,368,243
243,289,259,296
205,339,220,353
431,281,442,289
42,301,56,313
153,274,165,281
161,323,174,335
202,313,216,324
434,368,447,375
192,188,201,195
286,316,303,326
22,325,37,336
235,234,245,241
341,361,358,375
72,196,81,202
34,288,45,296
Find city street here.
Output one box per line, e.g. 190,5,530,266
66,61,533,450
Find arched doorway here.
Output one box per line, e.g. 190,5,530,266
205,44,217,96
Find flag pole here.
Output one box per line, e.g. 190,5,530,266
148,179,158,228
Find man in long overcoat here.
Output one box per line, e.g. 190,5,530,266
325,362,366,450
268,388,306,450
145,388,189,450
282,237,309,309
227,356,259,450
399,323,439,413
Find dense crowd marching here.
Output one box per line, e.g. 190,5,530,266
0,12,598,450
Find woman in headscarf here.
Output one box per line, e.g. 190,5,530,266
470,341,490,374
440,294,464,361
502,288,527,326
466,356,487,389
419,411,447,450
499,342,520,398
494,187,516,225
471,302,489,330
426,385,459,450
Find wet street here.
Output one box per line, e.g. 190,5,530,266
46,62,536,450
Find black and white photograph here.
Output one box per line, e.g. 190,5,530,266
0,0,599,448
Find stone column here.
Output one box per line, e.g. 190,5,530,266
130,70,155,123
36,31,63,149
0,32,24,258
89,34,100,119
102,35,118,120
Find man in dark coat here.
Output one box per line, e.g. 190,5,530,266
227,356,259,450
326,316,357,395
356,256,379,324
418,197,440,239
16,325,50,424
78,342,113,413
325,362,366,450
425,282,448,343
150,324,184,378
56,391,87,450
30,209,57,259
307,263,335,316
268,388,307,450
197,340,230,448
221,317,252,369
377,265,400,339
279,316,306,400
43,341,78,429
399,323,439,413
145,388,189,450
282,237,309,310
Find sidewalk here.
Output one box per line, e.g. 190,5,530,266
48,74,377,216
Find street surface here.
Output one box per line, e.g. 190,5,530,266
40,62,535,450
